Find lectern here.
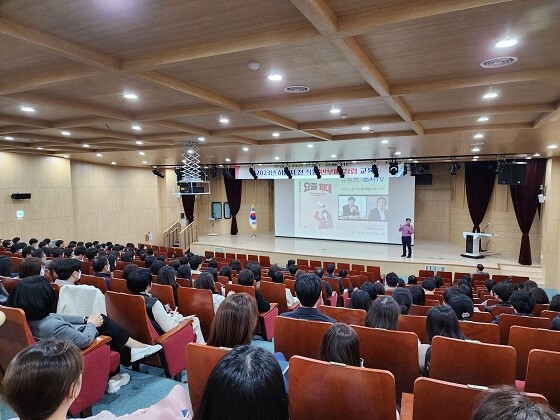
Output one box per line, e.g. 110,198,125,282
461,232,498,259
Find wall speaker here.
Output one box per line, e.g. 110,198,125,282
11,193,31,200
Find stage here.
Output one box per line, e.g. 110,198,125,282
190,233,542,281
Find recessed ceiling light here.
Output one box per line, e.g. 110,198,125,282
381,139,389,144
548,145,557,149
142,161,148,164
139,152,145,156
526,156,532,160
198,137,206,142
82,144,90,148
330,154,337,158
61,131,71,136
135,141,143,145
123,93,138,100
394,151,402,156
242,147,249,152
362,126,370,131
472,147,480,152
272,132,280,137
63,155,69,159
496,38,518,48
96,153,102,157
274,156,279,160
36,147,43,150
473,157,479,160
4,136,14,140
267,74,283,81
483,92,498,99
132,125,142,131
533,153,541,157
225,158,231,162
219,116,229,124
478,116,489,122
20,106,35,112
307,144,313,148
111,161,117,165
413,160,419,163
330,108,341,114
474,133,484,139
187,149,194,154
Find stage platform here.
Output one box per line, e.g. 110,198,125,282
190,234,543,281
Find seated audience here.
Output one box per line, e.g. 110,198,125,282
149,260,165,276
281,273,336,323
338,268,352,290
349,290,371,311
0,255,14,277
325,263,336,278
448,294,474,321
19,256,44,278
247,262,263,284
7,277,162,393
288,264,298,276
157,265,180,306
385,272,399,291
176,263,192,284
473,263,487,275
410,285,426,306
510,290,536,315
484,279,496,292
207,293,257,347
361,281,384,301
21,245,34,258
237,269,271,313
433,275,444,288
443,286,464,304
122,263,139,280
196,271,225,313
271,270,299,309
523,280,538,291
314,267,333,296
92,256,112,289
144,255,156,268
549,294,560,312
458,282,474,300
320,323,362,367
407,275,417,284
422,278,436,295
530,287,549,304
284,259,296,271
219,265,233,283
365,296,399,330
472,386,557,420
486,281,515,312
230,259,242,273
54,258,83,287
392,287,413,315
194,345,289,420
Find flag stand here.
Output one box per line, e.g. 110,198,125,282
250,183,258,237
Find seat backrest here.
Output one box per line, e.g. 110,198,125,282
436,271,452,279
430,336,516,387
177,287,215,339
109,277,131,294
80,274,108,294
541,310,560,322
409,304,432,316
185,343,229,412
352,325,419,398
105,291,156,344
0,307,35,377
532,303,549,317
472,273,490,281
0,275,20,293
225,283,256,298
398,315,428,344
419,270,434,277
309,260,322,269
470,311,493,323
492,274,511,282
454,272,470,280
352,264,365,272
115,261,129,271
289,356,396,420
247,254,258,262
324,277,340,295
284,278,296,296
508,326,560,380
459,320,500,344
337,262,350,270
319,306,366,325
525,349,560,411
112,269,123,278
150,283,176,310
274,317,331,360
260,281,289,314
491,305,515,317
498,314,551,345
259,255,271,267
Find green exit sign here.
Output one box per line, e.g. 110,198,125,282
16,210,24,219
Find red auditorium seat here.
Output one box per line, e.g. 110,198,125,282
319,305,366,325
398,315,428,344
459,320,500,344
508,325,560,380
150,283,176,311
261,280,299,315
524,349,560,411
498,313,551,345
274,317,331,360
80,274,108,294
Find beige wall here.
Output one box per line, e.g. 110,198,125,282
0,152,182,245
541,157,560,289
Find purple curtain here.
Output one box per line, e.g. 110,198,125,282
181,195,196,224
465,162,496,232
509,159,547,265
223,170,242,235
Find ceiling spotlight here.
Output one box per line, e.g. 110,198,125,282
472,147,480,152
142,161,148,164
284,166,292,179
20,106,35,112
187,149,194,154
268,74,283,81
548,145,558,149
139,152,145,156
496,38,517,48
336,165,345,178
82,144,90,148
63,155,69,159
4,136,14,140
198,137,206,142
389,159,399,176
526,156,532,160
61,131,71,136
123,92,138,100
307,143,313,148
533,153,540,157
132,125,142,131
219,116,229,124
96,153,102,157
111,161,117,165
313,165,322,179
249,167,258,179
362,126,370,131
225,157,231,162
483,92,498,99
473,157,479,161
394,151,402,156
242,147,249,152
274,156,280,160
474,133,484,139
135,140,143,145
478,116,489,122
248,62,260,70
272,132,280,137
381,139,389,144
36,147,44,150
372,164,379,178
152,168,165,178
330,154,337,158
450,162,461,175
330,108,341,114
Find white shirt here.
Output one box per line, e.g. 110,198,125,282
378,208,386,221
212,294,225,313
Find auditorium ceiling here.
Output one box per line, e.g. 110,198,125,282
0,0,559,166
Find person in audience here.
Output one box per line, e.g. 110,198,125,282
189,255,203,274
73,245,87,261
457,282,474,300
247,262,263,284
204,267,219,283
48,257,63,282
325,263,336,278
10,242,26,254
484,279,497,292
392,287,413,315
31,247,48,267
230,259,242,273
6,277,162,393
19,256,44,278
433,275,443,288
473,264,487,276
85,247,98,262
157,265,180,306
21,245,34,258
530,287,549,304
509,290,536,316
420,305,466,375
54,258,83,287
62,247,73,258
52,247,64,258
271,270,299,309
196,271,225,313
523,280,538,291
397,278,406,287
338,268,352,289
2,239,12,249
288,264,298,276
295,269,306,280
144,255,156,269
320,323,362,367
443,286,464,303
177,263,192,283
361,281,384,301
365,296,399,330
127,268,205,343
220,265,233,283
283,259,296,272
549,294,560,312
207,293,257,347
92,256,112,289
314,267,334,296
448,294,474,321
122,263,139,281
410,285,426,306
281,273,336,323
349,290,371,311
194,345,289,420
149,259,165,276
207,259,218,269
422,278,436,295
0,255,14,277
29,238,39,249
385,272,399,291
237,269,271,313
407,275,417,284
471,386,558,420
486,281,515,312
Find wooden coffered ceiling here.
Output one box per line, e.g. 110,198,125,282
0,0,559,166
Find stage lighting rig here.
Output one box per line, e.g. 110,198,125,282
336,164,345,178
388,159,399,176
284,166,293,179
313,165,321,179
152,167,165,178
450,162,461,175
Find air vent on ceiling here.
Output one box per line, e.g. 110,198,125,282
284,85,310,93
480,57,517,68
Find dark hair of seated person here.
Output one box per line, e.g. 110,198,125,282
177,264,192,281
219,266,233,282
549,294,560,312
271,270,284,284
54,258,82,281
410,285,426,306
458,283,474,300
349,290,371,311
492,281,515,303
426,305,466,344
326,263,335,275
484,279,497,292
288,264,298,275
31,248,46,259
0,255,12,277
529,287,549,305
422,278,436,291
6,276,55,321
229,259,242,272
448,294,474,321
294,273,322,307
510,290,536,314
204,267,218,282
407,275,417,284
385,272,399,287
206,293,258,348
237,269,255,286
3,339,83,420
360,281,376,300
392,287,413,315
126,268,152,294
320,323,361,367
247,262,262,281
314,267,324,278
207,259,218,269
157,265,179,289
18,257,43,278
196,272,219,294
21,245,34,258
338,268,347,278
149,260,165,276
92,256,108,273
523,280,538,291
122,263,139,280
144,255,156,269
472,386,558,420
443,286,463,303
194,345,288,420
365,296,399,330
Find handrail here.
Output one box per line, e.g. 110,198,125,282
163,220,181,248
179,220,198,250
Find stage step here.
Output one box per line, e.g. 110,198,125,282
499,263,543,284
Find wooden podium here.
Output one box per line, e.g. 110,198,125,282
461,232,498,259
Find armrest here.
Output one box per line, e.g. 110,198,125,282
82,335,111,356
400,392,413,420
259,302,278,318
156,319,193,344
